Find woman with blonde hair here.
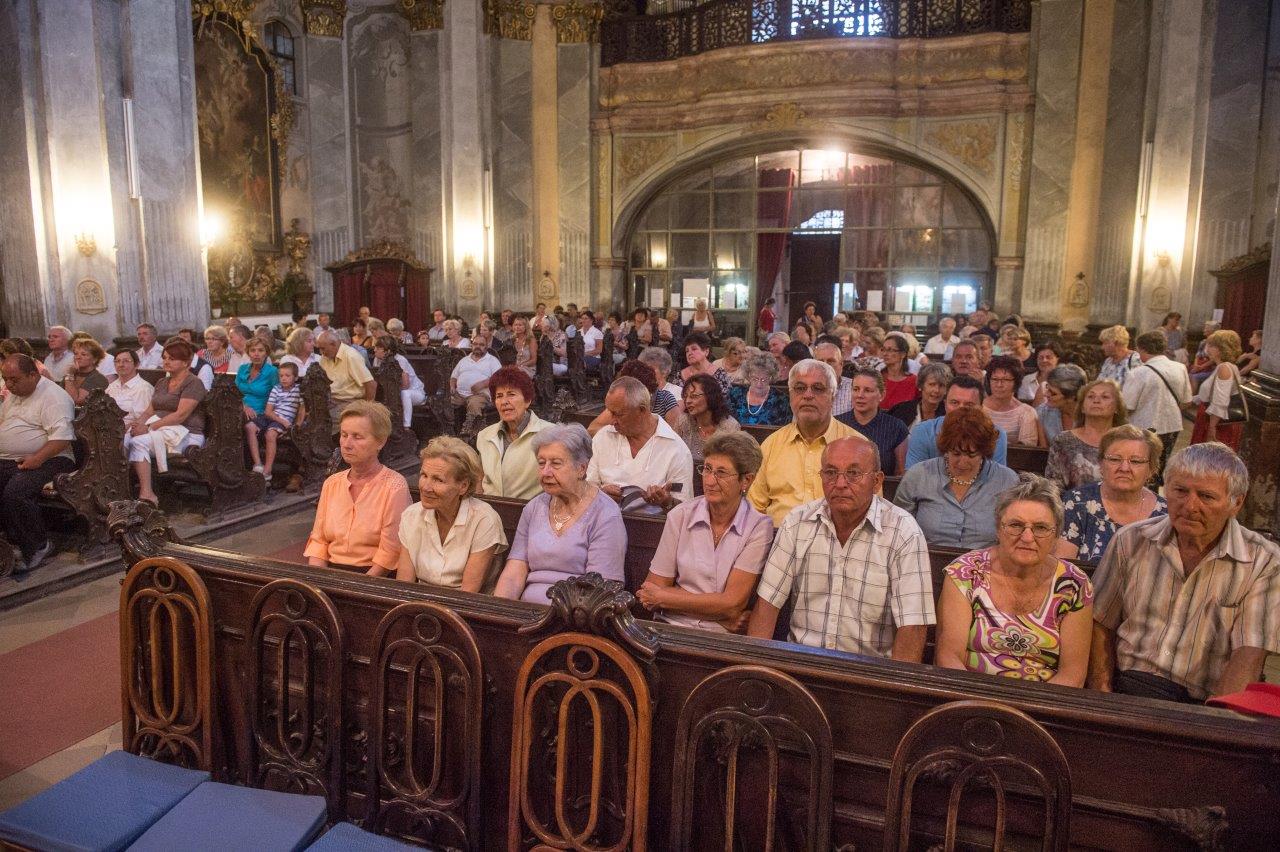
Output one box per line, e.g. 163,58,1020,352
281,326,320,376
396,437,507,591
1191,328,1245,450
1045,378,1128,490
199,325,231,374
1097,325,1141,386
62,338,109,404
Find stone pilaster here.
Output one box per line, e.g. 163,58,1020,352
304,31,353,312
531,5,560,304
443,0,489,318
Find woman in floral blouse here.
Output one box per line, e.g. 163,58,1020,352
935,474,1093,686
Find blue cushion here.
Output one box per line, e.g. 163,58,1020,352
128,782,326,851
0,750,210,852
306,822,423,851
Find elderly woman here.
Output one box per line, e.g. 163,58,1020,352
727,350,790,426
764,331,791,372
638,345,682,403
911,362,952,427
62,338,109,404
1035,363,1087,442
983,355,1042,447
477,366,553,498
442,318,471,350
679,332,730,395
305,401,411,576
386,317,414,346
893,406,1019,550
791,323,812,348
998,323,1035,372
854,327,886,373
200,325,231,374
281,326,320,376
494,423,627,604
541,315,568,376
1097,324,1141,386
396,437,507,592
106,350,154,429
1055,425,1166,563
511,315,538,377
1046,379,1128,490
711,337,747,382
636,431,772,632
1020,339,1063,403
1191,329,1245,450
372,335,426,428
128,340,207,506
935,474,1094,686
675,373,740,470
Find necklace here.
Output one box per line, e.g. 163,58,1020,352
745,388,768,415
551,498,574,532
945,461,976,487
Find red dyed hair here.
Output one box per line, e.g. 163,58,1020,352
937,406,999,458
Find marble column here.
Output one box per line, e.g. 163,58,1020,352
531,6,561,304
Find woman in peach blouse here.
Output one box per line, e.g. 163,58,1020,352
304,401,411,576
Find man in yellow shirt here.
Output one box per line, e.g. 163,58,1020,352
316,330,376,426
747,358,865,525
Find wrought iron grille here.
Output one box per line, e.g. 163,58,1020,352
601,0,1032,65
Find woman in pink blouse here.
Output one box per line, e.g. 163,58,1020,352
304,401,411,576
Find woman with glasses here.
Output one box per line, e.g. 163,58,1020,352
879,332,917,422
1054,425,1166,563
935,474,1094,687
892,406,1018,549
982,355,1043,447
727,351,792,426
674,374,740,471
635,432,772,632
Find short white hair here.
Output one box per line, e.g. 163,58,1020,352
607,375,651,411
531,423,593,468
788,358,837,395
386,318,405,334
1165,443,1249,500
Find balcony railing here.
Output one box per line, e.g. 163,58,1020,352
601,0,1032,66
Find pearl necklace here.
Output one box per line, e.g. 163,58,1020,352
551,496,577,532
945,461,976,487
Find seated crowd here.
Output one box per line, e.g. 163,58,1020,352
3,304,1275,707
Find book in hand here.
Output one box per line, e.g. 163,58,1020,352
617,482,682,515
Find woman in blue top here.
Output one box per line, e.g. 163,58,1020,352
1035,363,1087,443
237,337,279,477
1054,425,1167,563
727,351,792,427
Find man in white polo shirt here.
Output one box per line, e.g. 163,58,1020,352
587,376,693,512
450,331,501,417
135,323,163,370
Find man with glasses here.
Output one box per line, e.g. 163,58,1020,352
904,375,1009,469
747,359,863,524
747,437,934,660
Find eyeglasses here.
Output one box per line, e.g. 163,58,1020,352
820,468,877,484
684,391,706,402
1102,455,1150,467
1000,521,1057,540
701,465,741,483
790,383,830,396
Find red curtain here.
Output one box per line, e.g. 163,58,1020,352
755,168,794,323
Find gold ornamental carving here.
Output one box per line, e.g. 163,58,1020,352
399,0,444,30
328,239,428,270
616,135,675,193
484,0,536,40
299,0,346,37
923,119,998,178
552,0,604,43
761,102,805,131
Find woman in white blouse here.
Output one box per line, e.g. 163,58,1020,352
280,327,321,376
106,349,154,428
396,437,507,592
1190,329,1245,451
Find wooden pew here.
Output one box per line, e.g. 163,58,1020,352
371,358,425,468
50,388,131,544
110,507,1280,852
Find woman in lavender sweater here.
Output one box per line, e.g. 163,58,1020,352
494,423,627,604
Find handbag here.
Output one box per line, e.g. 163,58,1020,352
1221,364,1249,424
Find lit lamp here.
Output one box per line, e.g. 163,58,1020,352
75,232,97,257
200,212,223,250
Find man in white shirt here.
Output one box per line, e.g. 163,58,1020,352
0,354,77,572
450,332,501,417
135,323,163,370
579,311,604,368
227,325,252,373
924,316,958,359
1123,330,1192,478
587,376,693,511
42,326,74,382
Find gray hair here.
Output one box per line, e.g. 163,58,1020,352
742,350,779,383
607,375,651,411
939,316,957,332
542,315,560,332
788,358,837,395
315,329,339,347
443,318,462,334
386,318,405,334
918,361,953,389
1045,363,1088,397
48,325,72,339
531,422,593,468
766,331,791,347
995,473,1064,532
638,345,672,375
1164,443,1249,500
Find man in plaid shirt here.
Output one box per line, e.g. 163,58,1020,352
747,437,935,660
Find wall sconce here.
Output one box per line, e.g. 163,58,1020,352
1155,250,1172,268
75,232,97,257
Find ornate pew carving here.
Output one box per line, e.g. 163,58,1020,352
534,334,557,413
565,334,588,403
119,556,214,771
373,358,421,468
109,498,180,567
275,366,334,490
625,327,640,360
248,579,346,816
883,699,1072,852
598,328,616,390
54,388,129,543
181,377,266,512
368,603,483,850
426,347,468,437
508,574,655,850
670,665,833,851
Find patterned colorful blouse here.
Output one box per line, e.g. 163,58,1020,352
944,549,1094,682
727,384,792,426
1061,481,1167,563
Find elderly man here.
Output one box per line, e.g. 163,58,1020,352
587,376,693,511
747,437,934,659
450,332,502,417
904,374,1008,468
135,323,163,370
0,354,76,572
747,358,861,524
1089,443,1280,702
812,339,852,417
227,324,253,373
1123,330,1192,479
42,326,74,382
316,330,376,426
948,339,984,381
924,316,958,359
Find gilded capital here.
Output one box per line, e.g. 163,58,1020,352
299,0,347,37
399,0,445,30
484,0,537,40
552,0,604,43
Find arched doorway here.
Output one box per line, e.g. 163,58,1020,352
622,147,994,340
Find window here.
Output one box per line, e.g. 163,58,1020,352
265,21,296,96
